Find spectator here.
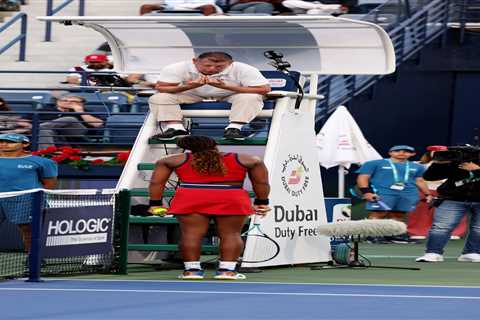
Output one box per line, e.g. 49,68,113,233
416,148,480,263
65,54,113,86
148,135,270,280
37,94,104,149
140,0,223,16
227,0,292,14
407,146,467,240
149,51,271,140
0,133,57,252
0,0,20,11
356,145,432,243
0,97,32,134
282,0,347,15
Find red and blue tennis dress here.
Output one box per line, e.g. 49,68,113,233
168,152,254,215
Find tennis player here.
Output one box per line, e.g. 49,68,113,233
0,133,57,252
148,135,270,280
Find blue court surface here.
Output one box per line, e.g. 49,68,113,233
1,279,480,319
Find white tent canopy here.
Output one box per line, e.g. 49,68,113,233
316,106,382,197
38,16,395,75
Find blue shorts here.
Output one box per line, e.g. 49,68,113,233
365,193,419,213
0,194,34,225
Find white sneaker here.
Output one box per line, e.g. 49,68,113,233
416,253,444,262
450,236,461,240
457,253,480,262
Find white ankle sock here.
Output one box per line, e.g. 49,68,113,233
219,261,237,271
226,123,243,130
184,261,202,270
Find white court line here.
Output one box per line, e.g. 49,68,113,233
365,255,458,259
36,278,480,289
1,287,480,300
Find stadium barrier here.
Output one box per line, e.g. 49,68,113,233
0,188,117,281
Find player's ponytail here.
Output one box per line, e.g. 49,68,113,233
177,135,226,176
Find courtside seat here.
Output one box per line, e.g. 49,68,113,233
0,91,53,112
131,70,300,114
182,70,298,136
75,92,130,113
104,114,146,144
180,70,299,111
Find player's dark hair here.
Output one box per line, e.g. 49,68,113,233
177,135,226,176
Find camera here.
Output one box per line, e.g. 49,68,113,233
264,50,291,71
432,145,480,163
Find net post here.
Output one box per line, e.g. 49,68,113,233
118,189,131,275
26,190,44,282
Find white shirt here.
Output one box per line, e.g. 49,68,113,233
158,61,269,98
67,65,112,85
164,0,216,5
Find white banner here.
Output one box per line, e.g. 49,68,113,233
242,110,331,268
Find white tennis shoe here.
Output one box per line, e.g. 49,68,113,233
457,253,480,262
415,253,444,262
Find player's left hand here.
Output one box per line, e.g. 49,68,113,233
254,205,271,216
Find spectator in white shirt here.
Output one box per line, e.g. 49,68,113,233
140,0,223,15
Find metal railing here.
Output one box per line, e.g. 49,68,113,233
450,0,480,43
1,0,453,135
0,12,27,61
314,0,450,126
45,0,85,41
0,110,144,151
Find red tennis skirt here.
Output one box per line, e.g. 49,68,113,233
168,187,254,215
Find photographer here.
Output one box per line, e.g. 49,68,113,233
416,146,480,263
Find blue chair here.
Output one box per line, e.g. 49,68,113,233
75,92,130,113
0,91,54,112
130,95,150,113
104,114,146,144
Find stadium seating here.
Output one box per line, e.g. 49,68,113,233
74,92,130,113
104,114,146,144
0,91,54,112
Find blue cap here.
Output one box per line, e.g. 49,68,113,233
389,145,415,152
0,133,30,143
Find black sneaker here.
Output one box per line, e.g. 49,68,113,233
223,128,245,140
150,128,189,140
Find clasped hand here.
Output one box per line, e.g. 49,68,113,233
186,76,226,89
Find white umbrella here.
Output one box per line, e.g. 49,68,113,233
316,106,382,197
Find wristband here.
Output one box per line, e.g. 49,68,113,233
254,199,269,205
359,187,374,194
149,199,163,207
